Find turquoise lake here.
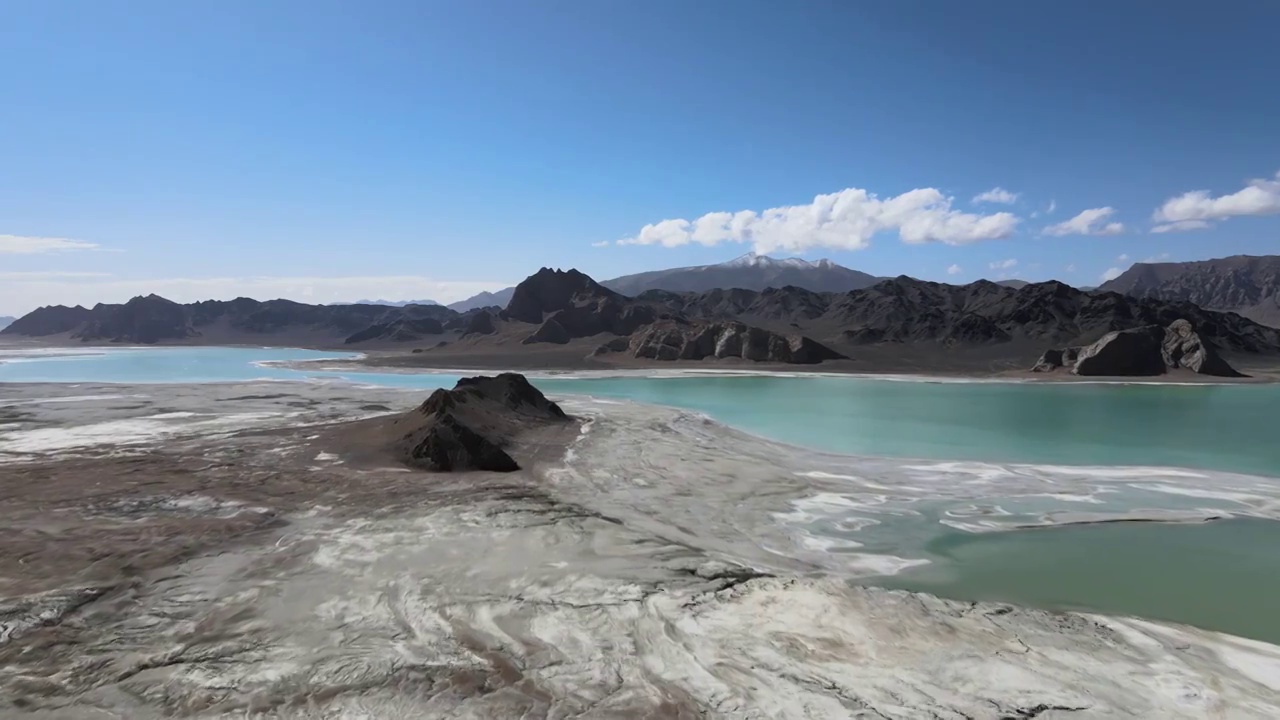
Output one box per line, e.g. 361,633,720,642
3,346,1276,476
5,345,1280,641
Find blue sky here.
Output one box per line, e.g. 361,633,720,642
2,0,1278,314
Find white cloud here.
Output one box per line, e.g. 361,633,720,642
1047,200,1057,214
1042,207,1126,236
1153,171,1280,224
1100,267,1124,283
0,271,112,280
618,187,1021,252
946,264,963,275
1150,219,1211,234
1065,263,1076,273
0,234,99,254
973,187,1019,204
590,240,610,247
1142,253,1171,263
989,258,1018,270
0,275,512,317
1116,253,1129,262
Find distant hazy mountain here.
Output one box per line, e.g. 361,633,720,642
601,252,882,295
446,253,880,312
330,299,439,307
1098,254,1280,328
994,279,1029,289
0,316,14,331
447,287,515,312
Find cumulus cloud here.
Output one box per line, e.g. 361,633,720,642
1151,219,1211,234
0,275,512,317
0,234,100,254
973,187,1019,204
989,258,1018,270
1100,267,1124,283
1117,253,1129,262
947,264,963,275
1153,171,1280,225
617,187,1021,252
1042,207,1125,237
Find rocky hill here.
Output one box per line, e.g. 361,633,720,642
330,373,571,472
1099,254,1280,327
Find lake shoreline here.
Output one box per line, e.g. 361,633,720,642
5,336,1279,384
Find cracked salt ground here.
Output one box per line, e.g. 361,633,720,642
0,382,1279,717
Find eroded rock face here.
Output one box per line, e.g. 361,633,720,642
1162,319,1242,377
600,321,846,365
1032,320,1244,377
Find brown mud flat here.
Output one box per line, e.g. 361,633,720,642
1,382,1278,718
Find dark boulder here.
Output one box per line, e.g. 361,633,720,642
1072,326,1167,376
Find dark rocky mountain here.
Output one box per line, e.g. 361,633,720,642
3,305,94,337
1033,319,1243,377
9,264,1280,373
2,296,461,346
447,287,515,312
338,373,570,472
1099,254,1280,328
640,277,1280,355
602,252,881,295
0,316,14,331
503,267,624,324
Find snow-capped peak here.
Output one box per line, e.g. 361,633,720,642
719,252,830,269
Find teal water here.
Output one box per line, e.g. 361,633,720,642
537,375,1280,477
866,518,1280,644
2,346,1277,476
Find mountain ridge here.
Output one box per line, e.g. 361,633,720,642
1099,254,1280,328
